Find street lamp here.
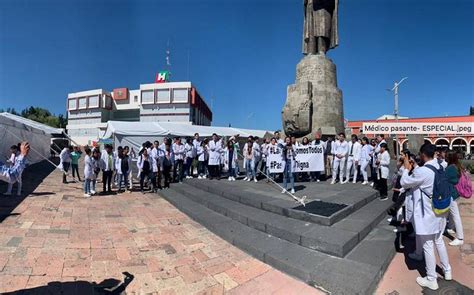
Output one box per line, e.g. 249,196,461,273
387,77,408,157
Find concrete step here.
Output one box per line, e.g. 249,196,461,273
171,182,359,257
157,188,386,295
186,178,377,226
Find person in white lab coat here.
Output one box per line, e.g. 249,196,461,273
184,138,195,179
59,146,72,184
0,142,29,186
371,135,387,187
343,135,362,184
208,134,222,180
172,138,185,183
224,140,238,181
376,143,391,200
100,144,115,194
359,137,373,185
400,144,452,291
311,131,326,182
331,133,348,184
197,140,208,179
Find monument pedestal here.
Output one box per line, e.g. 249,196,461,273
282,54,344,138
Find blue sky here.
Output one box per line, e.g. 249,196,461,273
0,0,472,130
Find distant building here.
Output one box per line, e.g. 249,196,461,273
66,81,212,144
348,115,474,154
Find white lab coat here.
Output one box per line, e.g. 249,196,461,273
100,151,115,171
136,155,158,174
351,141,362,162
173,144,186,161
115,156,132,175
400,159,445,235
331,140,348,158
373,140,386,167
197,146,207,161
224,147,238,170
377,150,391,179
360,144,373,162
84,155,95,179
208,140,222,165
192,139,201,157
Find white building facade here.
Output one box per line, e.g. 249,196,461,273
66,81,212,145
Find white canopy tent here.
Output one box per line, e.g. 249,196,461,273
0,112,64,164
102,121,270,151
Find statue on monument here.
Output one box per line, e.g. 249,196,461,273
303,0,339,55
282,0,344,139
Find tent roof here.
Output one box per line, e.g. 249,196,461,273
0,112,64,135
103,121,270,139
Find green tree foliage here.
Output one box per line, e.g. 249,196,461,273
0,106,66,128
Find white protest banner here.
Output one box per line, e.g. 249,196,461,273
294,144,325,172
267,145,285,173
362,122,473,135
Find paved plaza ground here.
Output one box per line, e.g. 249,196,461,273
0,162,472,294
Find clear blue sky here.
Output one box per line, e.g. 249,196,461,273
1,0,472,130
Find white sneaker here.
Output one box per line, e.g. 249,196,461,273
228,177,232,181
446,228,455,235
254,178,258,183
290,188,295,194
330,180,336,185
387,217,393,223
231,177,236,181
90,190,96,195
352,180,356,184
198,176,202,179
243,177,248,181
316,179,320,182
247,178,251,182
203,175,207,179
83,193,91,197
444,270,452,281
408,252,423,261
416,277,438,290
340,181,346,184
449,238,464,246
362,181,368,185
370,182,374,187
281,189,286,194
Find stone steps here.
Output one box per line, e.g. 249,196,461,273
157,187,396,295
186,178,378,226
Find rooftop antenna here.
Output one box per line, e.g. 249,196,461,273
166,39,171,81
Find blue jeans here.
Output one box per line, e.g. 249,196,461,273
228,167,236,178
184,157,193,177
84,179,91,194
118,172,128,190
283,164,294,190
245,160,255,179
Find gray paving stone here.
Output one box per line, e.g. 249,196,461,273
6,237,22,247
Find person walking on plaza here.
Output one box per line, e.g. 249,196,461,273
359,137,372,185
400,144,452,291
83,147,94,197
343,134,362,184
281,136,296,194
100,144,115,194
445,150,465,246
4,144,22,196
331,133,348,184
59,146,72,184
70,146,82,182
376,143,390,200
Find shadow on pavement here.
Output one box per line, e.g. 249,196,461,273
4,272,134,295
0,159,57,223
422,279,473,294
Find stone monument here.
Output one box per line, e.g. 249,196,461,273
282,0,344,138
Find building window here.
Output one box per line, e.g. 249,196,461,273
88,95,99,108
134,95,138,103
172,88,188,103
105,95,113,109
157,89,170,103
68,99,77,110
78,97,87,109
141,90,154,104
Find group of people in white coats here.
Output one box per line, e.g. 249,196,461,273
392,143,471,291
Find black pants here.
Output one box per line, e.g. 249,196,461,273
62,162,70,183
71,164,81,181
208,165,219,179
102,170,113,193
175,159,184,182
379,177,388,197
163,165,172,188
140,171,156,191
156,166,162,189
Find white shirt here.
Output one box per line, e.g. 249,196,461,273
400,159,445,235
377,150,391,179
59,148,71,164
360,144,373,162
192,139,201,157
349,141,362,161
100,151,115,171
185,143,194,159
208,139,222,165
173,144,186,161
331,140,348,158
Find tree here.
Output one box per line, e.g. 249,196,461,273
470,106,474,116
1,106,65,128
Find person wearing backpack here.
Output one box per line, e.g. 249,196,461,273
400,143,452,291
445,150,465,246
